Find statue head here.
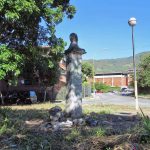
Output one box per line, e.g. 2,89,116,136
65,33,86,55
70,33,78,44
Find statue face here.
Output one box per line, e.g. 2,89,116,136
70,33,78,43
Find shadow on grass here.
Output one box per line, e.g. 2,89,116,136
0,107,148,150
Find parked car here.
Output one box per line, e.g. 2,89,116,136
121,87,134,96
0,90,37,105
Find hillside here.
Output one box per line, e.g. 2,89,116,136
84,51,150,73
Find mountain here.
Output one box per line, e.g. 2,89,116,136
84,51,150,73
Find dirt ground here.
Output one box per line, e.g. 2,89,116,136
0,103,150,150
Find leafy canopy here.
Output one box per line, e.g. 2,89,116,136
0,45,23,80
0,0,76,83
0,0,76,48
82,62,93,83
138,54,150,88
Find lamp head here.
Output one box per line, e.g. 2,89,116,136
128,17,137,26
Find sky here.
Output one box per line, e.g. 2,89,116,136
56,0,150,60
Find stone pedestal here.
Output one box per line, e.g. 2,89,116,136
65,33,86,118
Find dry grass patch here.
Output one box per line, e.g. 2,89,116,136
0,102,150,149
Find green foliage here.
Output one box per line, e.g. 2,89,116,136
0,117,10,135
0,45,23,80
0,0,76,48
65,128,80,142
140,108,150,135
0,0,76,84
94,82,110,93
22,46,63,85
90,127,105,137
65,127,105,142
137,54,150,88
0,107,13,135
93,82,119,93
80,127,105,138
82,62,93,83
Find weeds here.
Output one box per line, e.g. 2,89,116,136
90,127,105,137
0,117,9,135
0,107,14,135
140,108,150,135
65,128,80,142
0,103,149,149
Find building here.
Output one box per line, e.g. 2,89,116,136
94,72,132,87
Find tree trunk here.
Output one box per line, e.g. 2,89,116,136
0,91,4,105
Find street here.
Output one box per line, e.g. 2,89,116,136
83,93,150,108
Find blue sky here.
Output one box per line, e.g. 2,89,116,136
56,0,150,60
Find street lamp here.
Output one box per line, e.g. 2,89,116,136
128,17,139,111
92,58,96,97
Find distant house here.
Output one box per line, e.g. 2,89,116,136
94,72,132,87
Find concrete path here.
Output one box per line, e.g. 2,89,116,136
83,93,150,108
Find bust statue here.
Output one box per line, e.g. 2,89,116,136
70,33,78,44
65,33,86,55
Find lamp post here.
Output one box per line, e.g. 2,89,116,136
92,58,96,97
128,17,139,111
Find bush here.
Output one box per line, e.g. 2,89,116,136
93,83,110,93
140,108,150,135
0,107,13,135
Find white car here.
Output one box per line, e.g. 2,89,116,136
121,88,134,96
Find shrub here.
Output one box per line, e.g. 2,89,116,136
140,108,150,135
94,83,110,93
0,107,13,135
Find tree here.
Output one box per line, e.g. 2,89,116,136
82,62,93,83
0,0,75,48
0,45,23,104
0,45,23,80
0,0,76,84
137,54,150,90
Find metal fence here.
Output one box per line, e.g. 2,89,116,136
55,84,92,101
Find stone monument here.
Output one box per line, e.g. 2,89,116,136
65,33,86,118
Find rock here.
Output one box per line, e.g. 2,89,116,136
102,121,114,126
85,117,98,126
73,118,86,126
52,120,73,131
50,116,60,122
40,122,52,131
49,106,62,121
59,114,67,122
53,123,61,131
51,121,59,126
49,106,62,115
59,120,73,128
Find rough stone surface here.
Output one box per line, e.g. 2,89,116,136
73,118,86,126
52,120,73,131
85,117,98,127
65,53,82,119
49,106,63,121
65,33,86,119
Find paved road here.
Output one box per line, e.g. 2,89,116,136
83,93,150,108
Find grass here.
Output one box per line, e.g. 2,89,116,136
140,108,150,135
0,102,150,149
83,103,150,115
139,93,150,99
